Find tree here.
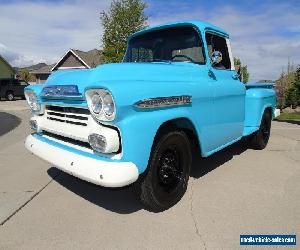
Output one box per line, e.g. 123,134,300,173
18,69,33,82
234,57,249,83
285,66,300,108
241,65,249,83
277,60,299,109
295,66,300,92
286,58,295,89
100,0,148,63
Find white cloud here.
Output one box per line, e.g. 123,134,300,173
0,1,299,81
0,42,46,67
0,0,111,67
149,4,300,81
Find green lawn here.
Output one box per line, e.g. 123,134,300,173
275,112,300,121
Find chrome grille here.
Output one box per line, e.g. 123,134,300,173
45,105,90,126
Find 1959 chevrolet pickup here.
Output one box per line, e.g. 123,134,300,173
24,21,276,212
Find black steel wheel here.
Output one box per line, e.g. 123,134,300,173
250,109,272,150
134,130,192,212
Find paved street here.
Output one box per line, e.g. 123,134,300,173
0,100,299,250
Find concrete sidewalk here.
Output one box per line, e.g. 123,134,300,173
0,102,299,249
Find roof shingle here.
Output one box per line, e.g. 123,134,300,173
72,49,104,67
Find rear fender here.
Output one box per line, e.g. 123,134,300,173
245,88,275,127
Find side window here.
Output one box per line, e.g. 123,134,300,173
20,81,28,86
1,80,9,86
205,32,232,70
7,79,14,85
12,79,19,85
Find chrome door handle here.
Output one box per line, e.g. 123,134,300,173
208,70,216,80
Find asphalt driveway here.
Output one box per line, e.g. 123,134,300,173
0,100,299,249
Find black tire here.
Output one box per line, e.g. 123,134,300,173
134,131,192,212
6,91,14,101
250,110,271,150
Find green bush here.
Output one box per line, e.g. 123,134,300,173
285,66,300,108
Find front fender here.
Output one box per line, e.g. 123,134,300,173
115,107,194,173
24,84,44,101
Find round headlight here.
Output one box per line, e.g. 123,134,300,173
25,90,40,112
86,89,116,121
103,92,115,118
91,93,103,114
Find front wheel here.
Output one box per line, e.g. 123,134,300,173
250,109,272,150
134,131,192,212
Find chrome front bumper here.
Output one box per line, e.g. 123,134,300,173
25,134,139,187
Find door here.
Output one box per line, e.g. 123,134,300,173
205,32,246,150
0,79,10,97
9,79,26,96
11,79,22,96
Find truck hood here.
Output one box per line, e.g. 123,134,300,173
46,62,199,92
43,62,201,110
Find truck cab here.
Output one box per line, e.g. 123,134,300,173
24,21,276,211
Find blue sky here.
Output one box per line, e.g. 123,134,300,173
0,0,299,81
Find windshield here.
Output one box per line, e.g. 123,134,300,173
124,26,205,64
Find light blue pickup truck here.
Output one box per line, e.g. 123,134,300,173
25,21,276,211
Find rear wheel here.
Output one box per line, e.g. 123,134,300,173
134,131,192,212
6,91,14,101
250,109,271,150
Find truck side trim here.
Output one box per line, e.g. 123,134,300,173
134,95,192,109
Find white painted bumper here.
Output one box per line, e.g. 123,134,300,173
25,135,139,187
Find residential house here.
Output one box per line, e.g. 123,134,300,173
0,54,15,79
31,49,103,83
30,64,55,84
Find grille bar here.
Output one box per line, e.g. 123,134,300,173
47,111,88,120
42,131,91,150
45,105,90,127
47,117,87,126
46,105,90,115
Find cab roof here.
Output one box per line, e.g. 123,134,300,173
129,20,229,40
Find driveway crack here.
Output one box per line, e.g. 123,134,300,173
0,171,61,226
189,179,207,250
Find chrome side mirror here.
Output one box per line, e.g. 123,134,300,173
211,51,222,66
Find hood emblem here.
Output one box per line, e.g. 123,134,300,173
42,85,82,99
